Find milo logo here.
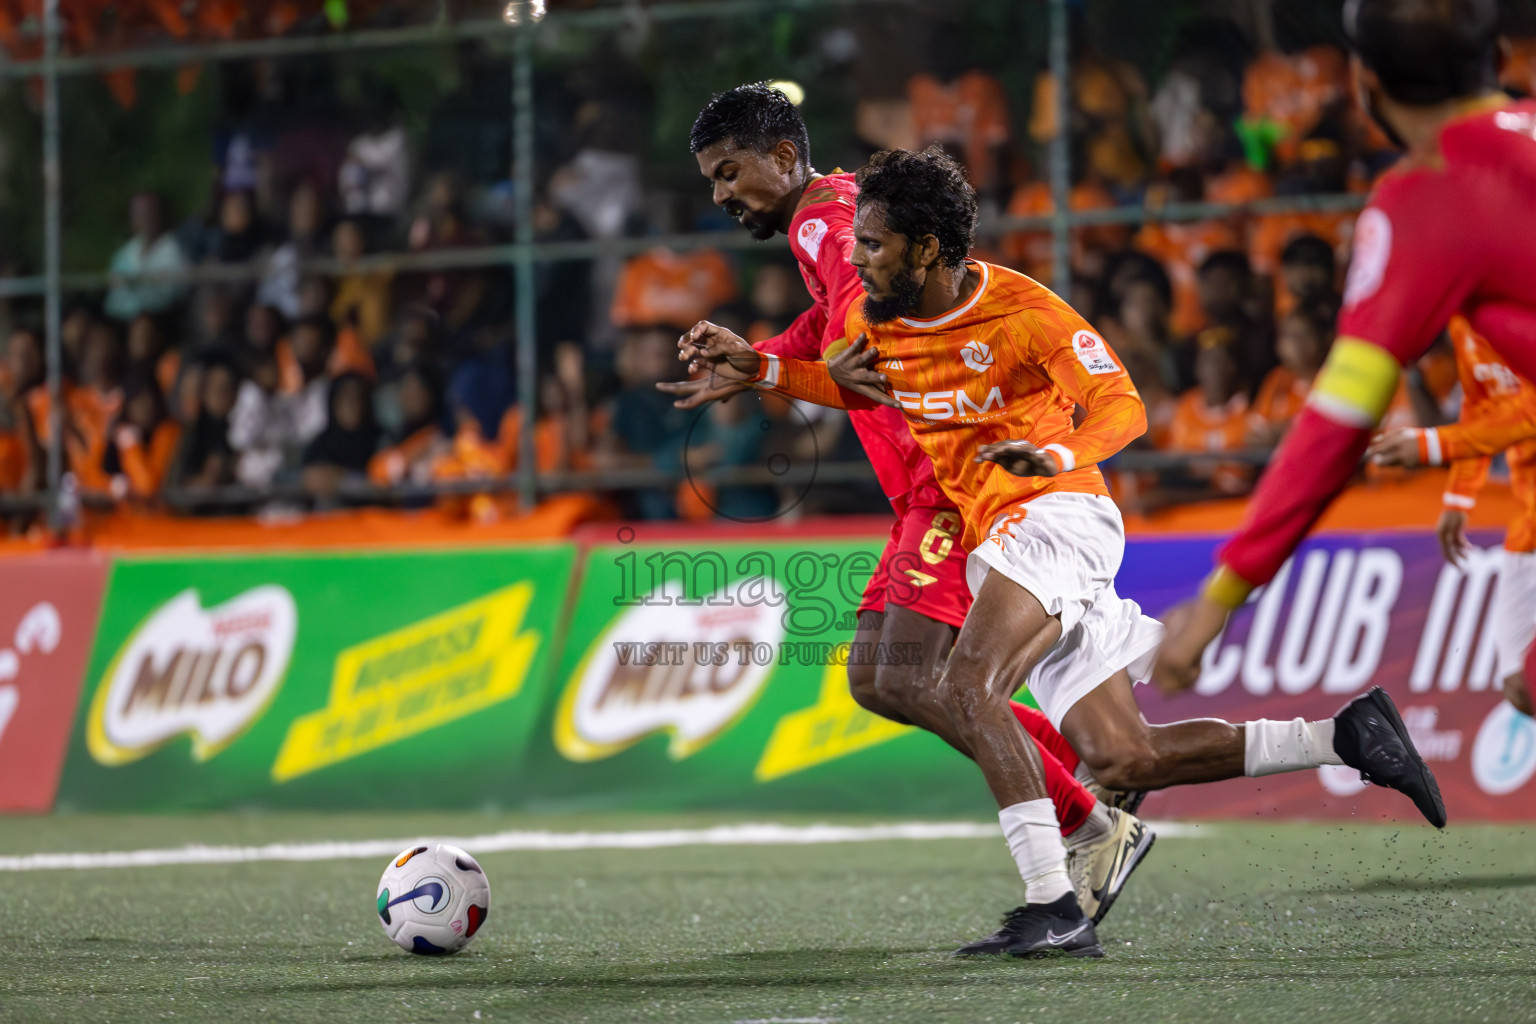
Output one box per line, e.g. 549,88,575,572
554,578,783,761
87,586,298,765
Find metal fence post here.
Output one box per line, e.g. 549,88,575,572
42,0,64,530
512,24,537,511
1048,0,1071,293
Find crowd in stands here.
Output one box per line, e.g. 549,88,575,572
2,6,1533,527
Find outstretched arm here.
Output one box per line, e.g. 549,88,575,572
680,321,894,410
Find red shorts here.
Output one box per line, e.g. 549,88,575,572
857,501,972,629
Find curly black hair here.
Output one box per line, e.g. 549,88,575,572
689,83,810,166
854,147,977,269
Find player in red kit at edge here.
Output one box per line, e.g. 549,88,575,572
1156,0,1536,750
665,84,1154,927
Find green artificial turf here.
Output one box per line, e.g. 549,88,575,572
1,813,1533,1023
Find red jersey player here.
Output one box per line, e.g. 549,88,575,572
686,146,1442,956
665,84,1151,928
1368,315,1536,715
1156,0,1536,757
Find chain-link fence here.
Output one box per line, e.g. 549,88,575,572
2,0,1526,531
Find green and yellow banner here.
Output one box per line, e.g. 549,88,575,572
56,546,575,811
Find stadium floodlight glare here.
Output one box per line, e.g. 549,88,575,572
766,79,805,106
503,0,547,25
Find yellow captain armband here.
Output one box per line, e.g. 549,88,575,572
1308,336,1401,427
823,336,850,360
1202,564,1256,611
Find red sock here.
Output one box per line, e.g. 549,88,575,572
1011,700,1080,772
1037,739,1097,836
1524,641,1535,704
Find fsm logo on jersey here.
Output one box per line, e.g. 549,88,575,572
1471,702,1536,795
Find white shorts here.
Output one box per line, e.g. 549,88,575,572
1494,549,1536,677
966,491,1164,729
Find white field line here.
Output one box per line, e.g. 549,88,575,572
0,820,1204,872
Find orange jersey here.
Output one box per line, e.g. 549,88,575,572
1004,180,1125,283
610,247,738,331
1250,365,1310,434
1429,317,1536,552
751,261,1145,551
1168,389,1250,453
908,71,1010,191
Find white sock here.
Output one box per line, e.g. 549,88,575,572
998,798,1073,904
1244,718,1344,777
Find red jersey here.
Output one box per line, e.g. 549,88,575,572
752,261,1146,552
752,172,944,514
1213,97,1536,602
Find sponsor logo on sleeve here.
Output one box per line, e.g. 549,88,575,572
554,579,784,762
1343,208,1391,307
87,586,298,765
271,582,541,782
796,218,829,262
1071,330,1119,375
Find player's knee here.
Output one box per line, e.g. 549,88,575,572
871,662,925,718
846,660,886,716
934,668,990,736
1080,737,1158,792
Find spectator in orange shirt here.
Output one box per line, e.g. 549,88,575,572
1250,300,1334,446
903,25,1015,195
1135,168,1243,336
1167,325,1254,496
64,320,125,484
101,373,180,501
1003,175,1125,284
126,312,179,401
302,372,380,503
610,246,739,332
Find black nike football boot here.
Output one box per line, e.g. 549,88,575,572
954,892,1104,958
1332,686,1447,828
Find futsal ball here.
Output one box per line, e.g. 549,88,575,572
376,842,491,955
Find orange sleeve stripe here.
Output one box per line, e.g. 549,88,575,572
753,352,878,410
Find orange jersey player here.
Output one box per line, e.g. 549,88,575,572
686,146,1440,956
673,85,1153,937
1368,316,1536,715
760,259,1149,559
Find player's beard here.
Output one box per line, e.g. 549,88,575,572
861,266,924,324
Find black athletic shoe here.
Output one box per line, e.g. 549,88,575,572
954,893,1105,959
1332,686,1447,828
